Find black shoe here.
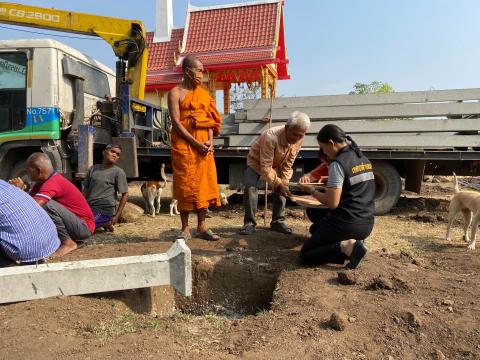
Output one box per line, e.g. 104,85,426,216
346,240,368,269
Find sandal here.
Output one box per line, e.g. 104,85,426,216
198,229,220,241
270,221,293,235
240,223,256,235
175,230,191,242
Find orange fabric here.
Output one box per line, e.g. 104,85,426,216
310,162,329,182
171,86,222,211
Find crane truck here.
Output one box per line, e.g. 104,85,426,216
0,2,170,184
1,2,480,215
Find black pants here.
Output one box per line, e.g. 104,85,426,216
306,208,330,234
300,217,374,265
0,246,45,268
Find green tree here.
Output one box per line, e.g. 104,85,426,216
349,81,394,94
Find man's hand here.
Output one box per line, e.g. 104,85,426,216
8,177,25,189
203,140,214,153
192,140,209,155
111,214,119,226
298,183,316,195
276,183,292,198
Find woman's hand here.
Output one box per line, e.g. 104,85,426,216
299,175,311,184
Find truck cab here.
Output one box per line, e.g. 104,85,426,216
0,39,115,180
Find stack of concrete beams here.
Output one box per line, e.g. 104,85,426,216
219,88,480,149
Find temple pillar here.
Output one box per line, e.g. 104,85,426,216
261,66,268,99
223,82,231,114
207,72,216,101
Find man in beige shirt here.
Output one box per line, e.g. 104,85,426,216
240,111,311,235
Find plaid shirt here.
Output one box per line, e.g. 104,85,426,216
0,180,60,262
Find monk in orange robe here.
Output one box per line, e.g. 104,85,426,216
168,55,222,241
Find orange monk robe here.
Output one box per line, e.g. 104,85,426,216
171,86,222,211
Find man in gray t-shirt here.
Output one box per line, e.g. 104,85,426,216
83,144,129,231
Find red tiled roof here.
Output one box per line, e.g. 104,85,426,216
146,0,290,89
183,47,274,66
183,2,278,53
145,72,182,87
146,28,184,71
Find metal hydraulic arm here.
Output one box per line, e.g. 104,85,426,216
0,2,148,100
0,2,170,178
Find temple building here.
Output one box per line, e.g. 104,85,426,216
144,0,289,114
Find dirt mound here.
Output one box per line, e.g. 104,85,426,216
395,197,449,213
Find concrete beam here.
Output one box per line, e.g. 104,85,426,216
227,134,480,149
245,102,480,121
0,239,191,304
243,88,480,109
236,118,480,135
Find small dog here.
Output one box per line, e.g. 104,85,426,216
169,198,180,216
141,163,168,216
169,191,229,217
445,173,480,250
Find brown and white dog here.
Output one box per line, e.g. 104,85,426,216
446,173,480,250
141,163,168,216
169,198,180,216
169,191,229,216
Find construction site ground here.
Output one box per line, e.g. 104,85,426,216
1,178,480,360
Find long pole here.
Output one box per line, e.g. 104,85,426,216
264,92,274,226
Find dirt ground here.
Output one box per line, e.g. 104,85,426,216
1,179,480,360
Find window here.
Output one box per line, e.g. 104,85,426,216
0,52,27,132
77,62,111,98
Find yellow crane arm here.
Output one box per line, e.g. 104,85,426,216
0,2,147,99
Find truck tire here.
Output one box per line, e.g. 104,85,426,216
8,160,32,189
372,160,401,215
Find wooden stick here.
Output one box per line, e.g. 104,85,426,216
264,93,274,226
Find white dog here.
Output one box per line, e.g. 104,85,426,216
141,163,167,216
445,173,480,250
169,191,229,217
169,198,180,216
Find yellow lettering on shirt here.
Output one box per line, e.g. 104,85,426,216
351,163,372,174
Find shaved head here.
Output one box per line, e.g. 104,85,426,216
27,152,53,172
182,55,201,72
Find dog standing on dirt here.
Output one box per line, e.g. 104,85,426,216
446,173,480,250
141,163,168,216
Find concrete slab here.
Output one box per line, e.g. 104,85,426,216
227,133,480,149
0,239,191,304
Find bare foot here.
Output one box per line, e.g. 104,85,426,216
53,239,78,257
103,223,114,232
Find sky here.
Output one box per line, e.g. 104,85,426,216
1,0,480,97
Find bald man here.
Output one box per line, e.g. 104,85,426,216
168,55,222,241
9,153,95,256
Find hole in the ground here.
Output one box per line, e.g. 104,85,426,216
175,253,280,318
86,253,282,318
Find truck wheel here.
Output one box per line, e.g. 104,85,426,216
372,160,401,215
8,160,32,189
